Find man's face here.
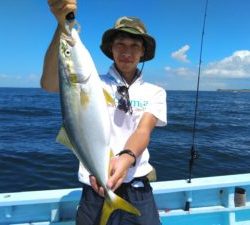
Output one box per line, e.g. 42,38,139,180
111,35,144,77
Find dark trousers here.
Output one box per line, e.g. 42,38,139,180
76,177,161,225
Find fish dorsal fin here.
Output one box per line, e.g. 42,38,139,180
56,126,74,151
103,88,115,106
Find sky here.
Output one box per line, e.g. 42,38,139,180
0,0,249,91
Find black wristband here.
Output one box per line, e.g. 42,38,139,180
116,149,136,167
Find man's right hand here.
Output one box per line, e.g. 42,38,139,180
48,0,77,28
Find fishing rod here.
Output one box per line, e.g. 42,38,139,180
184,0,209,212
187,0,209,184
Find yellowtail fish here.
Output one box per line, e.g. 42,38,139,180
56,22,140,225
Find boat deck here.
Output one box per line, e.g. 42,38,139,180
1,173,250,225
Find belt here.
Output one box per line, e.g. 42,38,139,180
124,176,149,188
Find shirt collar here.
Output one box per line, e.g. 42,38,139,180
107,64,143,87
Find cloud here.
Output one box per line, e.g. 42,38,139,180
165,50,250,79
171,45,190,63
200,80,228,90
0,74,8,79
27,74,40,81
0,73,40,87
165,66,196,77
203,50,250,78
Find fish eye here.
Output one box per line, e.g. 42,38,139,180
65,49,71,57
61,42,72,57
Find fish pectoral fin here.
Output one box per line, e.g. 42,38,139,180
100,190,141,225
103,88,115,106
56,126,74,151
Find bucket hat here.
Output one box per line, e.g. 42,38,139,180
100,16,156,62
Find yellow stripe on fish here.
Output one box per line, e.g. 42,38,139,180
80,89,90,108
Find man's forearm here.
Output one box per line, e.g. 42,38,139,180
123,112,157,158
123,128,150,158
40,25,62,92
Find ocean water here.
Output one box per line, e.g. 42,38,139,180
0,88,250,193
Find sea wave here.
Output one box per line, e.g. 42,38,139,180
0,88,249,192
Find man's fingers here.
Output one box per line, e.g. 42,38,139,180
48,0,77,26
107,170,125,191
89,176,98,191
98,187,105,197
111,178,123,192
89,175,105,197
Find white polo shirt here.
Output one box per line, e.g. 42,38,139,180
78,64,167,184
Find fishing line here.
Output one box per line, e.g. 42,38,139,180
187,0,209,184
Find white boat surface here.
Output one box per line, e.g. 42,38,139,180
1,173,250,225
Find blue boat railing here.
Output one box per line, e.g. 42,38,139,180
0,173,250,225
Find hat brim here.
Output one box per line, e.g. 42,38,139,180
100,28,156,62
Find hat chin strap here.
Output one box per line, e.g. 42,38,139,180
137,61,145,78
114,61,145,86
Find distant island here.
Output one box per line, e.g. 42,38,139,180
217,89,250,92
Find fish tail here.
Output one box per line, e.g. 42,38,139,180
99,190,140,225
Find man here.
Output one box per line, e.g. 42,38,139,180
41,1,167,224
